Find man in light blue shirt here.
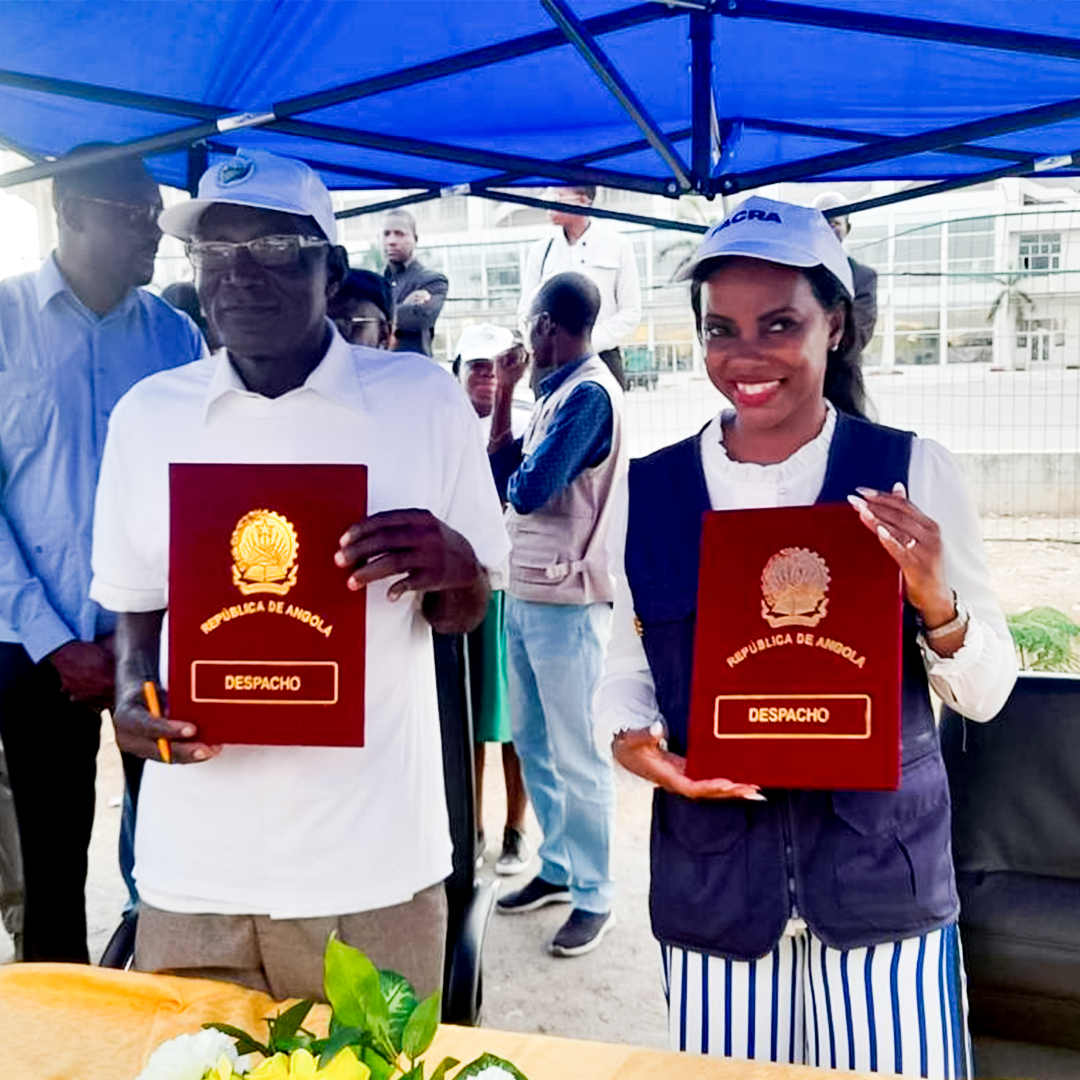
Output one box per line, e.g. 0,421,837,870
0,145,203,962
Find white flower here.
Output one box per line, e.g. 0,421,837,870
466,1069,519,1080
134,1028,246,1080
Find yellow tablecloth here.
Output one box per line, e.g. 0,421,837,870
0,964,890,1080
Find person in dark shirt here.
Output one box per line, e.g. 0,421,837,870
382,210,448,357
329,269,394,349
812,192,878,370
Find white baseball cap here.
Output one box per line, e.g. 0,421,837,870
455,323,516,364
159,150,338,244
674,195,853,298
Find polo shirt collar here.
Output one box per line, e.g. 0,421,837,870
202,323,369,420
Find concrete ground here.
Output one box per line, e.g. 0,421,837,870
0,723,670,1049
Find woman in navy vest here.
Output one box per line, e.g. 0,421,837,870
598,197,1016,1078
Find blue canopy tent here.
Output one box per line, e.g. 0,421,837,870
4,1,1080,229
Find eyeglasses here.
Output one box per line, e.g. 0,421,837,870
70,195,162,230
523,311,549,332
186,234,330,271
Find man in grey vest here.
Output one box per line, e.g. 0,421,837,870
488,272,625,957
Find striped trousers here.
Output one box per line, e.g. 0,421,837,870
663,924,972,1079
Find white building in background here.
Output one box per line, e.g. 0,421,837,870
332,175,1080,375
3,142,1080,376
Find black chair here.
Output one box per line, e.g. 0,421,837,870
940,675,1080,1062
102,637,497,1027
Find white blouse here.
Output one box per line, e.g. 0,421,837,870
596,404,1018,741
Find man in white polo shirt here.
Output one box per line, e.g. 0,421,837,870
90,151,509,1000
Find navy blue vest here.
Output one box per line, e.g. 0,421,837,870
627,412,959,958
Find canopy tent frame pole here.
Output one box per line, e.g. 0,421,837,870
267,117,675,195
0,58,693,193
334,189,443,222
276,2,677,118
741,117,1035,165
463,187,708,233
689,9,715,192
540,0,693,192
0,67,678,196
720,0,1080,63
0,115,270,190
719,93,1080,193
822,149,1080,220
185,144,208,197
464,127,692,192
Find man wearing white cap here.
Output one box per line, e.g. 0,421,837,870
90,150,509,999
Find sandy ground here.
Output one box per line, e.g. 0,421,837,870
0,537,1074,1050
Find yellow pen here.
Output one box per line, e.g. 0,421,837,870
143,680,172,764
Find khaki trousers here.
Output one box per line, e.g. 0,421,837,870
135,883,447,1002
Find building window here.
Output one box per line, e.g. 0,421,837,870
1018,233,1060,271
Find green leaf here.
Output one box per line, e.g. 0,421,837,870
324,934,395,1058
454,1053,530,1080
429,1056,459,1080
316,1027,367,1068
401,989,441,1060
380,970,419,1053
266,998,316,1049
1008,606,1080,672
360,1045,398,1080
201,1022,270,1059
401,1066,424,1080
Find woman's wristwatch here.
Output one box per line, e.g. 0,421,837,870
922,591,970,641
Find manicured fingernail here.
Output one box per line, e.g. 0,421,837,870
856,486,878,498
877,523,897,544
744,792,768,802
649,721,665,739
905,537,917,550
334,551,346,566
846,494,868,512
180,726,196,738
193,748,207,761
347,577,361,591
892,481,907,497
339,532,352,547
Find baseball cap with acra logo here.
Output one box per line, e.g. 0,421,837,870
158,150,338,244
674,195,853,299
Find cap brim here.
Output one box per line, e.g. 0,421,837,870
158,194,332,241
157,199,215,241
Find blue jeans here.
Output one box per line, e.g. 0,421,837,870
505,598,615,914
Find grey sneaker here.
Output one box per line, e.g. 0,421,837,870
496,875,572,914
549,908,616,957
495,826,530,876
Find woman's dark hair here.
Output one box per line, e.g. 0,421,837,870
690,257,867,419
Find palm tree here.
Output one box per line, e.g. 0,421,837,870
987,270,1035,368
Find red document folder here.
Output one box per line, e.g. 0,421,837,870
686,503,903,790
168,463,367,746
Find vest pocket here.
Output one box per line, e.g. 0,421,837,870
830,751,949,835
829,753,956,930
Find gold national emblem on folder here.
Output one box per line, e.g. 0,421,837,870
231,509,298,596
760,546,830,628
